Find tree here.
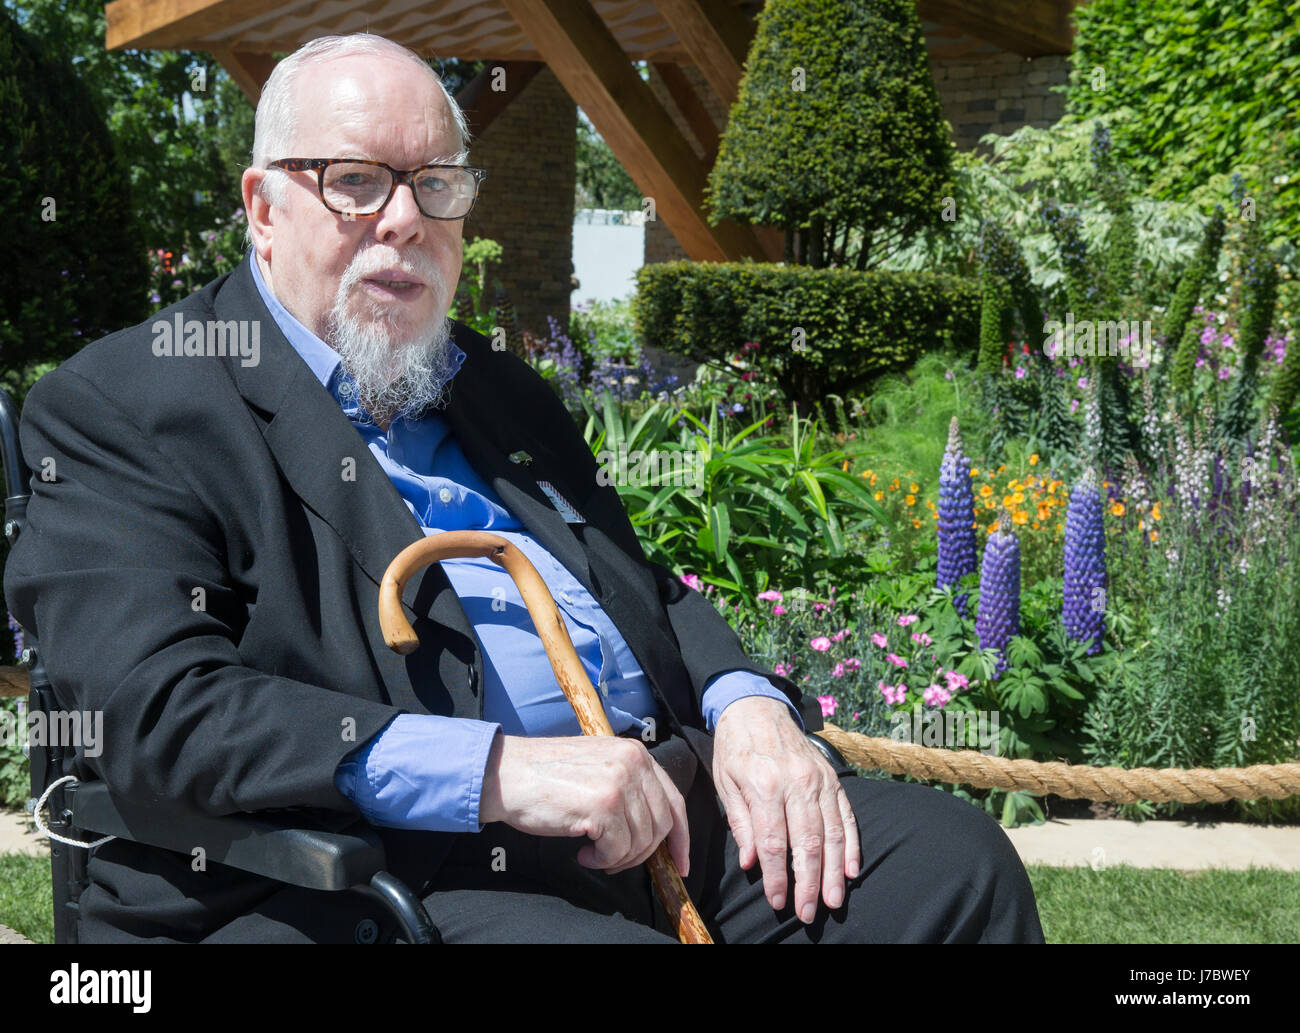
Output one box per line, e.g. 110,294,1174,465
575,113,642,211
704,0,954,269
0,5,149,382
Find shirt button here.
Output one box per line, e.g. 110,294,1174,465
438,487,452,504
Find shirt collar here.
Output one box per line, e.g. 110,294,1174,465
247,249,466,399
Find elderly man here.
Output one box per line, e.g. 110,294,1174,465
4,33,1044,943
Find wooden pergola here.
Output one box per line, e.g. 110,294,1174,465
103,0,1082,263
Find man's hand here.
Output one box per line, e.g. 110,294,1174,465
712,696,861,923
480,734,690,878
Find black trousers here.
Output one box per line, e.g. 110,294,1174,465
418,734,1047,944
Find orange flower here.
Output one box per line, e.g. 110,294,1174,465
874,490,884,501
997,464,1006,474
1151,501,1162,522
1011,490,1025,504
970,467,979,477
1028,454,1039,466
890,477,900,492
905,494,917,507
909,482,919,494
1056,522,1064,534
1003,495,1016,508
1032,521,1041,530
1036,502,1051,522
984,498,997,511
1150,529,1159,542
1012,509,1028,525
841,460,849,472
1110,501,1125,517
912,518,922,529
979,484,993,498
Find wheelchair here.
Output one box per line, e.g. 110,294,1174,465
0,384,848,944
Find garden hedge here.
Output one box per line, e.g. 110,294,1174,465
633,261,980,407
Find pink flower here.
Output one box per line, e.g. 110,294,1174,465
757,590,783,602
1015,366,1027,380
886,653,908,668
680,573,702,591
923,684,952,707
817,695,837,717
810,636,832,652
843,657,861,672
831,662,845,678
944,670,969,693
910,631,932,646
896,614,919,627
871,632,889,649
774,662,791,677
772,605,787,616
1077,376,1089,389
831,627,851,642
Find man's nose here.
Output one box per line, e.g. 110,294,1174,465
372,180,425,243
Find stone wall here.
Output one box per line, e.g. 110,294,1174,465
930,52,1069,153
463,66,576,337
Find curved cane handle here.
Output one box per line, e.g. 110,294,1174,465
378,530,713,944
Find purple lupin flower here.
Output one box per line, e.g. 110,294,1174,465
1063,467,1107,654
937,417,978,615
6,613,24,661
975,509,1021,678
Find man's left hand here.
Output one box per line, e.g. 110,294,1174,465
712,696,862,924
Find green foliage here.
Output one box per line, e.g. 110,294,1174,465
448,236,506,336
581,390,888,601
0,5,150,376
885,117,1211,313
704,0,953,269
1168,208,1228,393
1068,0,1300,250
0,697,25,809
632,260,980,408
8,0,254,273
575,115,642,211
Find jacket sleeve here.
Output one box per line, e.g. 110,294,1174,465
2,366,402,816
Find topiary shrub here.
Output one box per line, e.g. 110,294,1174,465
0,6,149,382
704,0,953,270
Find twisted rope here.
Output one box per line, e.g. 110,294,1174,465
816,724,1300,804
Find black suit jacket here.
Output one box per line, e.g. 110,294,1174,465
4,251,819,942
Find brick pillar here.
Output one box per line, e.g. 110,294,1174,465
463,66,576,337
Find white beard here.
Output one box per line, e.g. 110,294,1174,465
323,245,460,425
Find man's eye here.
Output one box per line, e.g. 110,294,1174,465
416,175,450,193
338,173,378,188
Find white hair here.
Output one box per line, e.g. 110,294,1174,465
245,33,471,243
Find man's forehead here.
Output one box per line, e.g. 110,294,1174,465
293,56,457,163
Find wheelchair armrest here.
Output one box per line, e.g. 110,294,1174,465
65,781,387,892
806,731,852,775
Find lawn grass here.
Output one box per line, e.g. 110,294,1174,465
1,852,1296,944
1025,864,1300,944
0,851,53,945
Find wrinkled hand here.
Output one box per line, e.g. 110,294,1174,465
713,696,860,923
480,733,690,878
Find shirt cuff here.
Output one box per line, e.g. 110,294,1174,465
334,713,502,833
701,669,805,734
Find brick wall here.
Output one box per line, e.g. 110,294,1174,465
463,66,576,337
930,53,1068,153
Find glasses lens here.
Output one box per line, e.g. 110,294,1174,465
322,162,392,215
413,167,478,218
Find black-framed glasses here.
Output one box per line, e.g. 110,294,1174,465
268,158,487,220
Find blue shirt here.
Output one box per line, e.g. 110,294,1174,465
249,253,800,833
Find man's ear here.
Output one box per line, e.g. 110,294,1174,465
243,167,275,263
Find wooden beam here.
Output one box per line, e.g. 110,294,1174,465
455,61,543,140
916,0,1076,57
499,0,765,262
651,62,719,161
105,0,278,51
210,47,276,104
654,0,755,110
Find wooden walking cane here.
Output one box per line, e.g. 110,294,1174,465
378,529,713,944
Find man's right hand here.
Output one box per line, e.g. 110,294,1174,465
480,734,690,878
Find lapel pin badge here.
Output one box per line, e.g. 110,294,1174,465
508,450,533,466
